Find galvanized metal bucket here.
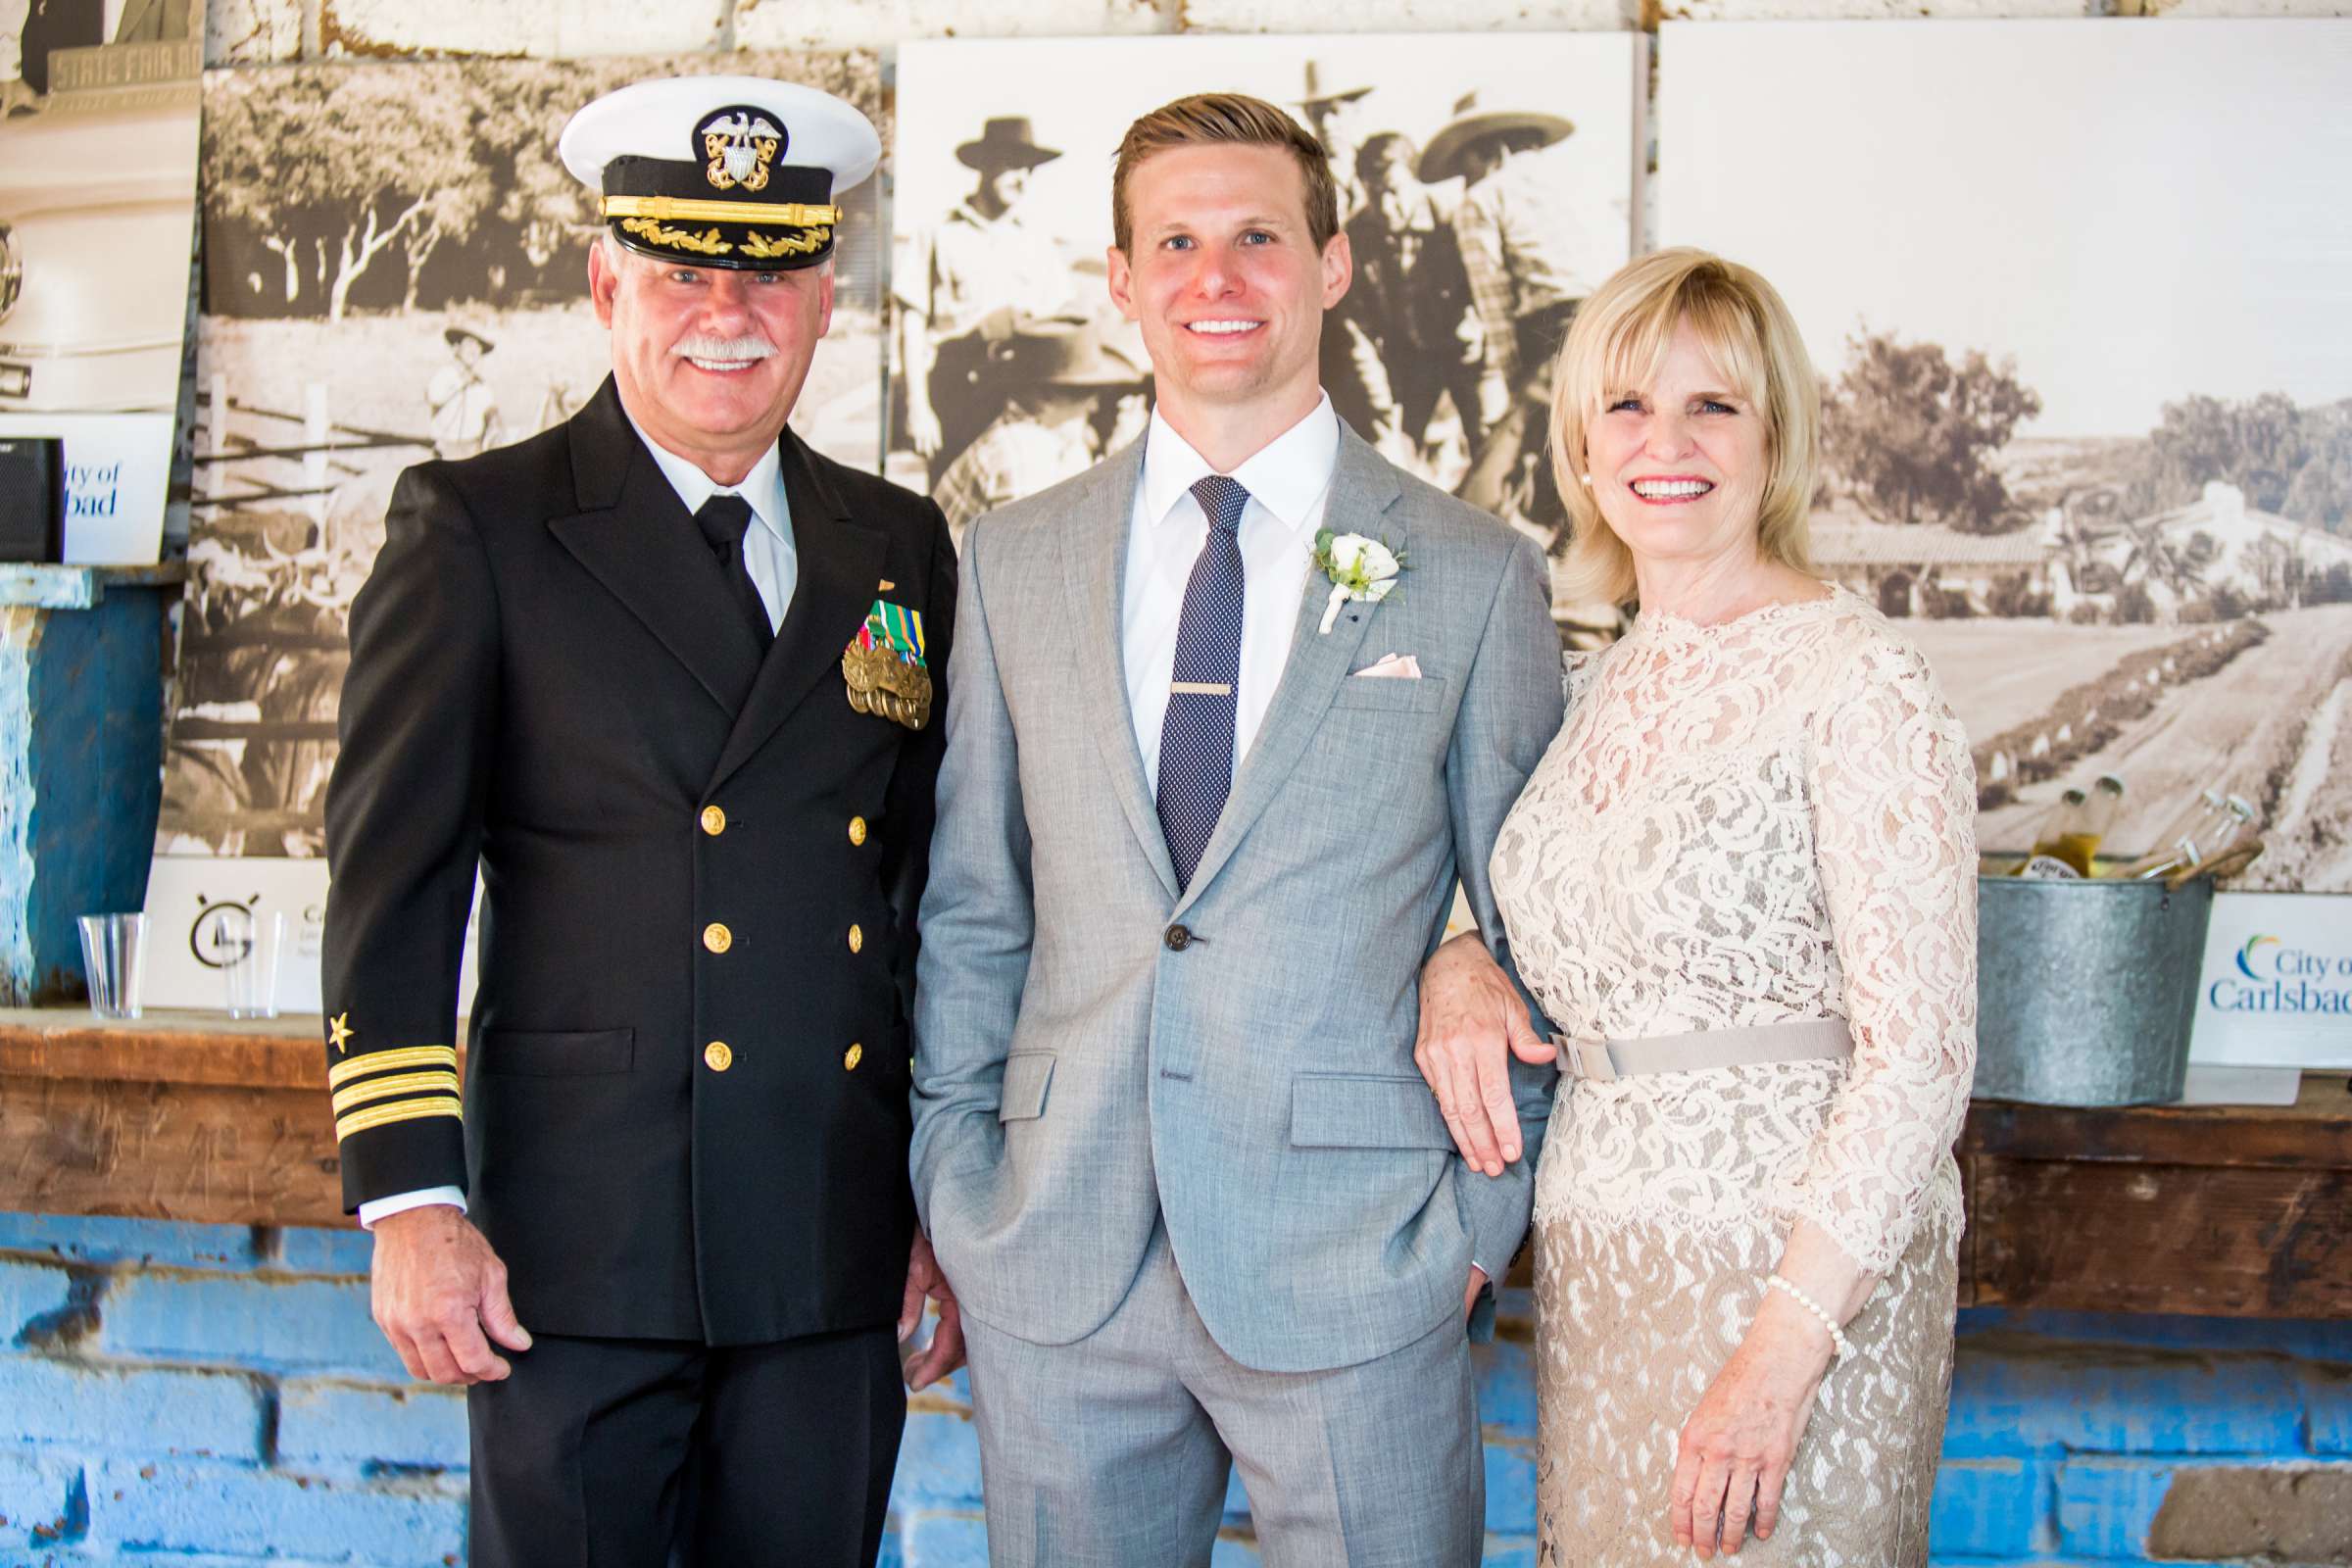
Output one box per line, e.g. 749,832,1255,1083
1975,872,2217,1106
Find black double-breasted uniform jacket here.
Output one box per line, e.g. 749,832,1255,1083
321,378,956,1347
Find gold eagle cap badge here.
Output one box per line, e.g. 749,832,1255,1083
698,105,783,193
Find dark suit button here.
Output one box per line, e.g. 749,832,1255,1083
1164,924,1192,952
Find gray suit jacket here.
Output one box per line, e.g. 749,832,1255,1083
910,425,1565,1374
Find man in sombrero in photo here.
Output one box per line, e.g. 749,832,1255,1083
894,113,1076,482
1419,92,1588,538
322,74,961,1566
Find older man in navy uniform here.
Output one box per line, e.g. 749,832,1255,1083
320,76,961,1567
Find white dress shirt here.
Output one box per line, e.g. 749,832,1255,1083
630,413,798,633
1124,395,1339,795
356,419,800,1230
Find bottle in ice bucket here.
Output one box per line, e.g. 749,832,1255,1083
2125,793,2256,881
2050,774,2125,876
2114,787,2226,879
2014,787,2089,879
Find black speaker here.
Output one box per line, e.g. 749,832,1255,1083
0,436,64,563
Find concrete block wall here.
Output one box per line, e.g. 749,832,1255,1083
10,1212,2352,1564
1932,1309,2352,1564
0,1212,464,1565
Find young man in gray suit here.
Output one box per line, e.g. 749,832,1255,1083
910,92,1566,1565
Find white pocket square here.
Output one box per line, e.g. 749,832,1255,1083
1350,653,1422,680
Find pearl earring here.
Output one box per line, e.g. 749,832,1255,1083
1579,473,1594,487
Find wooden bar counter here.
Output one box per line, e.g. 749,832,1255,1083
5,1006,2348,1318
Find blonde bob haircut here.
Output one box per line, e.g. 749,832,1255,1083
1546,247,1819,610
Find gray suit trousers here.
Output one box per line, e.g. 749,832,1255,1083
962,1224,1484,1568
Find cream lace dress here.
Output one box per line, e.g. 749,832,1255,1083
1491,589,1978,1566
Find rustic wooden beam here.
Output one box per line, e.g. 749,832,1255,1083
0,1007,328,1088
1,1076,347,1229
5,1008,2350,1320
0,1008,433,1230
1968,1156,2352,1318
1965,1076,2352,1170
1957,1153,1979,1308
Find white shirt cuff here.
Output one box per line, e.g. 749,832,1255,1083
358,1186,467,1228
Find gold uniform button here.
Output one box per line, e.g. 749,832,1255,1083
703,922,733,954
848,923,863,954
700,805,726,837
844,1043,863,1071
848,815,868,847
705,1041,733,1072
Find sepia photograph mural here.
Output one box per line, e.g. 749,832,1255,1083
156,48,886,861
890,31,1644,550
1661,18,2352,890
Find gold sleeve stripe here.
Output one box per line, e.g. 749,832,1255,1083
602,194,842,227
330,1070,462,1115
336,1096,463,1143
327,1045,458,1089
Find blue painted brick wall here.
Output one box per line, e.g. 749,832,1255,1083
7,1212,2349,1566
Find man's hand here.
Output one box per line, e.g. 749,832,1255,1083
370,1205,531,1386
1462,1265,1490,1323
900,1230,966,1392
1415,932,1553,1178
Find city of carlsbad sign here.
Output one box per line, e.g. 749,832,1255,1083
2190,891,2352,1069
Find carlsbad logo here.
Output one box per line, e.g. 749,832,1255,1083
2209,933,2352,1015
700,108,782,193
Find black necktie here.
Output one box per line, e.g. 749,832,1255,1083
693,494,773,651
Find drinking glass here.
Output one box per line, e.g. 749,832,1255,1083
221,910,288,1019
76,913,148,1019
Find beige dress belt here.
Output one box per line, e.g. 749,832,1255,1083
1556,1017,1854,1084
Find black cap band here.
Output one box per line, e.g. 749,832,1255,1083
599,107,842,270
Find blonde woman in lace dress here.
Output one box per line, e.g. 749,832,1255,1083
1413,250,1976,1564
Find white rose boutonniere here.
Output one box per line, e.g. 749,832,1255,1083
1309,529,1406,635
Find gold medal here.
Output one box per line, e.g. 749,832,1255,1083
844,599,932,730
842,641,932,730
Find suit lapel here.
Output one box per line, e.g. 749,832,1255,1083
1174,427,1401,913
547,380,761,715
1060,441,1180,902
707,430,889,792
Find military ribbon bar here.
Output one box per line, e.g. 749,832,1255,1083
862,601,926,665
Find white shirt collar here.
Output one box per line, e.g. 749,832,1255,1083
622,406,792,548
1140,393,1339,539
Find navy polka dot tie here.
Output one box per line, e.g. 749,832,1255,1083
1156,475,1250,891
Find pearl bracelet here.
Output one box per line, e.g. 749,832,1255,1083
1766,1274,1851,1360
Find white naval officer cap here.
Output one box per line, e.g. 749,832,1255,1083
560,74,882,272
